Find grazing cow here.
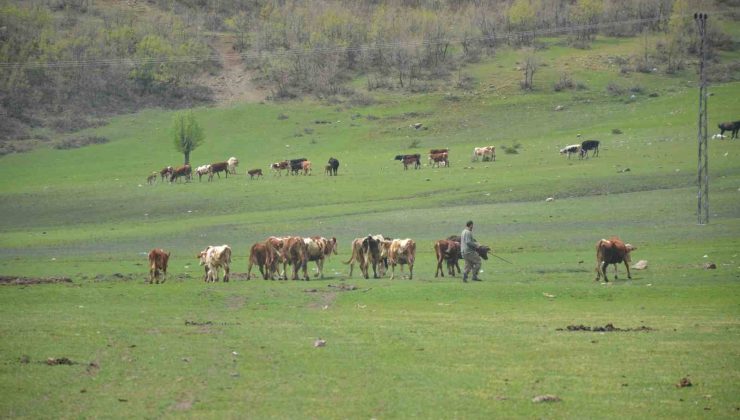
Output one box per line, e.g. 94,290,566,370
270,160,289,176
327,157,339,176
290,158,307,175
395,154,421,170
580,140,600,158
227,157,239,174
170,164,191,182
160,166,173,182
430,148,449,155
208,161,229,181
472,146,496,162
247,168,263,179
304,236,338,278
146,171,158,185
282,236,309,280
301,160,312,175
195,164,211,181
718,121,740,139
387,238,416,280
594,237,636,282
429,152,449,168
434,239,462,277
197,245,232,282
247,242,276,280
559,144,581,159
147,248,170,284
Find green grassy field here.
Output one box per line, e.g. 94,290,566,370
1,35,739,418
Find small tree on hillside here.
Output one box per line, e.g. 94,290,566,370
172,111,204,165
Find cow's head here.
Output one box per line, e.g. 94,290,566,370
197,247,211,266
477,245,490,260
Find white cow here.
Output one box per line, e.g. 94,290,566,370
195,164,211,181
303,236,337,278
559,144,581,159
197,245,232,282
386,238,416,280
227,157,239,175
472,146,496,162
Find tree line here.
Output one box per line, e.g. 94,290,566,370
0,0,734,143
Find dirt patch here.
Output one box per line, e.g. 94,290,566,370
46,357,76,366
196,34,266,105
557,323,654,332
0,276,72,286
184,320,242,327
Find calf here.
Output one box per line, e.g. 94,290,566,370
271,161,289,176
387,238,416,280
170,164,191,182
580,140,600,158
197,245,232,282
395,154,421,170
147,248,170,284
160,166,173,182
247,168,263,179
208,161,229,181
247,242,275,280
146,171,158,185
594,237,636,282
718,121,740,139
302,160,312,175
559,144,581,159
434,239,462,277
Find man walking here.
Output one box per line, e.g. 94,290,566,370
461,220,482,282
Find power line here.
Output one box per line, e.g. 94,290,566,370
0,16,668,70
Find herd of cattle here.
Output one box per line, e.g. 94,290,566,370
147,234,636,285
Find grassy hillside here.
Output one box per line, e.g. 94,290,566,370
0,35,739,418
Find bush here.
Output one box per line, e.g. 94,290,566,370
612,128,623,135
553,73,575,92
408,139,421,149
277,113,289,120
502,142,522,154
53,136,108,150
606,82,626,96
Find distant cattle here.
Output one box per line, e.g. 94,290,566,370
395,154,421,170
208,161,229,181
304,236,337,278
247,168,263,179
472,146,495,162
580,140,600,158
247,242,276,280
147,248,170,284
718,121,740,139
327,157,339,176
386,238,416,280
429,152,449,168
160,166,173,182
170,164,191,182
197,245,232,282
282,236,309,280
559,144,581,159
146,171,158,185
227,157,239,174
594,237,636,282
195,164,211,181
271,161,289,176
290,158,307,175
430,148,449,155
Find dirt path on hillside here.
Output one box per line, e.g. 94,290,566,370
199,34,266,105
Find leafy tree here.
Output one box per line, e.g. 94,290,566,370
570,0,604,43
172,111,204,165
508,0,536,45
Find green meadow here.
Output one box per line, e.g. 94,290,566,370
1,36,739,418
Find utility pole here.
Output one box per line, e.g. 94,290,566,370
695,13,709,225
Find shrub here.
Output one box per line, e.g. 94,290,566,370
408,139,421,149
502,142,522,154
277,113,289,120
553,73,575,92
606,82,626,96
612,128,623,135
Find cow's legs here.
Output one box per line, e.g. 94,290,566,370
223,265,230,282
246,261,254,280
624,261,632,279
409,263,413,280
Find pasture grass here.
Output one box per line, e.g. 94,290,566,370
0,34,739,418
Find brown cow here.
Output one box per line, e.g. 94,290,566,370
247,242,275,280
170,164,191,182
270,161,289,176
434,239,462,277
429,152,449,167
301,160,312,175
160,166,173,181
282,236,309,280
148,248,170,284
247,168,263,179
595,237,636,282
208,161,229,181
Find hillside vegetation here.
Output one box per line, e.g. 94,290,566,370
0,2,739,419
